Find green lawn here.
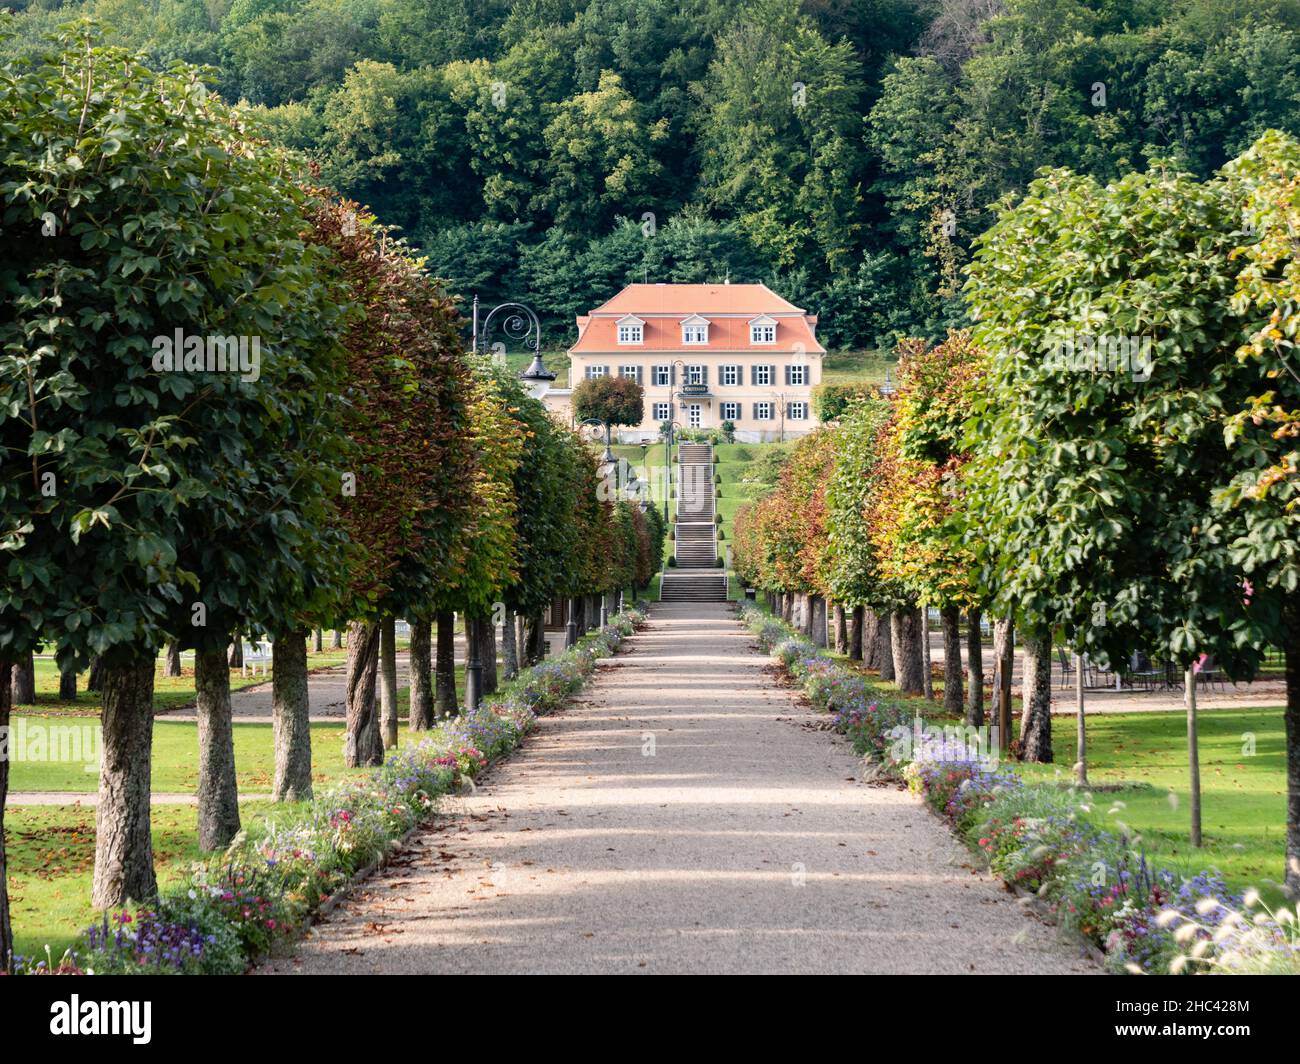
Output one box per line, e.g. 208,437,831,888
6,802,216,965
820,348,896,386
18,643,353,717
1017,707,1290,899
831,647,1289,898
9,718,355,793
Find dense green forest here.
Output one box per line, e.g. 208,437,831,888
7,0,1300,347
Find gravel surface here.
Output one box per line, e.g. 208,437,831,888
256,602,1096,975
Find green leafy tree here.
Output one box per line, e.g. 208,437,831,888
0,26,353,908
572,374,645,428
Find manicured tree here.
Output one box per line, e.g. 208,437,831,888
863,409,928,693
0,29,351,895
497,373,588,673
308,198,473,767
823,396,894,671
433,359,524,711
964,162,1259,777
1221,130,1300,893
572,374,645,433
870,332,986,718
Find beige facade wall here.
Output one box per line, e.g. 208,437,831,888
559,350,823,442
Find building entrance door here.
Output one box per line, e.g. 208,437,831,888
687,403,702,428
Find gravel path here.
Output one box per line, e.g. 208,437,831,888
256,602,1095,975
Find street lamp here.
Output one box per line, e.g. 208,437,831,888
661,419,683,523
880,367,898,397
471,296,553,399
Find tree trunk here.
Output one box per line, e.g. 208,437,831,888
502,607,519,680
965,607,984,727
1076,654,1088,787
1284,600,1300,898
993,617,1015,753
92,656,158,908
435,610,458,719
195,644,241,851
332,628,342,649
877,610,895,681
481,616,498,696
848,606,864,661
921,607,934,701
833,603,848,654
344,621,383,767
271,628,312,803
164,641,182,678
517,614,529,665
863,609,880,668
87,654,104,693
409,617,434,731
11,652,34,705
58,664,77,702
1019,631,1053,763
228,637,243,670
890,606,925,694
0,660,12,968
314,629,323,653
528,613,547,664
941,606,963,717
812,596,827,647
1186,665,1201,847
379,615,398,749
781,592,793,624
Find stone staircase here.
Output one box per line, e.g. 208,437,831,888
662,441,726,602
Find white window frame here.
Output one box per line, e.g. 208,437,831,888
720,401,740,421
619,364,641,382
788,401,808,420
754,364,772,387
685,364,705,385
751,323,776,344
682,324,709,344
789,364,807,386
653,365,670,387
653,402,671,421
721,365,739,387
618,323,643,344
755,402,773,421
585,365,607,380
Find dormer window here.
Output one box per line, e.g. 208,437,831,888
750,314,777,344
616,314,645,344
680,313,710,345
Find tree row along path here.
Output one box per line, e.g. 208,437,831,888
256,602,1096,975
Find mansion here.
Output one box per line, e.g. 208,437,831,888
541,283,824,443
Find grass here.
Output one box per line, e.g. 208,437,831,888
1016,707,1290,900
820,348,896,386
9,718,355,794
830,645,1290,898
6,802,216,964
17,643,354,717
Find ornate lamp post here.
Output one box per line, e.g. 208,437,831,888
466,296,551,704
471,296,554,398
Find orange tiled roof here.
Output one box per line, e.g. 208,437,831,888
570,283,824,355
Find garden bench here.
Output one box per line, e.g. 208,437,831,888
241,638,273,677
